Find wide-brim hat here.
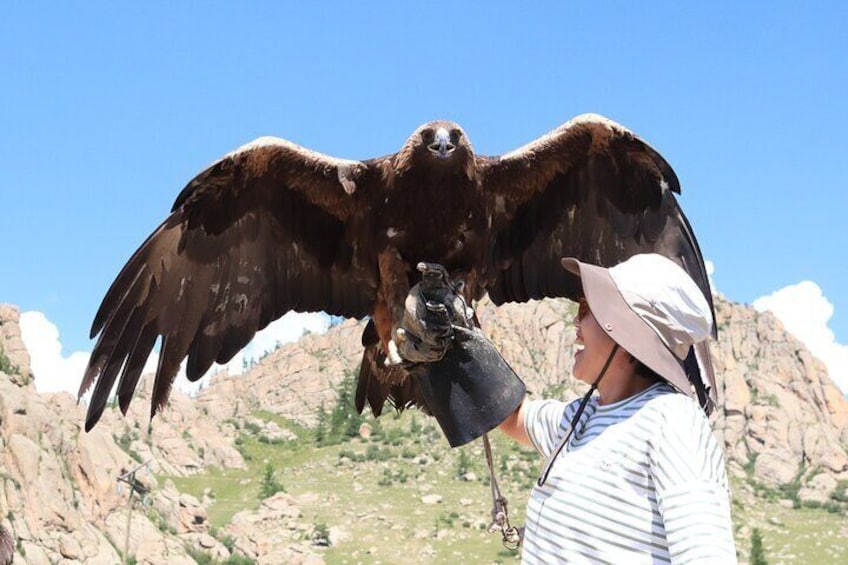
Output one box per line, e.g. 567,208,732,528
561,254,716,411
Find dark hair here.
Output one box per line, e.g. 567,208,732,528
632,359,664,384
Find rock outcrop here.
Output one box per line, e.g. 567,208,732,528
196,319,365,428
710,299,848,495
219,492,325,565
0,305,32,388
0,305,337,564
0,381,260,563
1,291,847,562
0,309,247,563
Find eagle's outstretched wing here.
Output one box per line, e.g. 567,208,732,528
480,114,711,313
479,114,716,409
80,138,381,430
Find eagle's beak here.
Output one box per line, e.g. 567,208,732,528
428,127,455,159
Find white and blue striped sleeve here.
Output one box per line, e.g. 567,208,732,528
522,398,573,458
648,396,737,564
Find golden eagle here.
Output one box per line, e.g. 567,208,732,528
79,114,715,430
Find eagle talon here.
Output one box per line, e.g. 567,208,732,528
386,339,404,366
396,328,408,343
425,301,448,314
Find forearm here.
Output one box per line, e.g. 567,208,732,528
498,396,531,445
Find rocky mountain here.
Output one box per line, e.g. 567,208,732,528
0,294,847,563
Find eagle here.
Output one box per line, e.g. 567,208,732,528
79,114,715,431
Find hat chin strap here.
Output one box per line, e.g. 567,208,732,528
536,343,620,487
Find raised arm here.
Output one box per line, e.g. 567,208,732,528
498,398,531,446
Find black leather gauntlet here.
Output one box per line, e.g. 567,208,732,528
397,263,526,447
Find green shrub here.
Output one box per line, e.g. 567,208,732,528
409,414,422,435
259,464,285,499
215,532,236,553
0,344,18,375
312,521,331,546
825,501,845,514
750,528,768,565
377,467,408,486
365,445,392,462
223,553,256,565
243,421,262,435
338,449,364,462
743,452,759,477
455,448,471,479
382,427,408,446
831,480,848,503
184,546,215,564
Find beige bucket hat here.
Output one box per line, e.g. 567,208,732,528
561,254,715,407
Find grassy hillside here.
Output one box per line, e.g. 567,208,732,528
170,406,535,563
165,377,848,564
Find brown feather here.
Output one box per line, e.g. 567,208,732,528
483,114,710,312
83,136,379,429
355,339,422,417
117,324,158,414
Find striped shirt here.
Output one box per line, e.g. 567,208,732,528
522,382,736,564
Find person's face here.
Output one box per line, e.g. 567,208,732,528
573,298,619,384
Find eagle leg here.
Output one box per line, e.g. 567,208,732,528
376,247,411,365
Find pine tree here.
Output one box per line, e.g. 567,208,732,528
314,403,328,446
329,371,364,442
750,528,768,565
259,463,284,499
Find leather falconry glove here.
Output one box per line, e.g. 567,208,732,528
395,262,474,364
397,262,526,448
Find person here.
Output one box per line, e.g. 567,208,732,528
494,254,736,563
398,253,737,563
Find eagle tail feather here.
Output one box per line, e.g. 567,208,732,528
355,344,388,417
356,321,424,417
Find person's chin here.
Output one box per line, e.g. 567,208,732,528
573,354,588,383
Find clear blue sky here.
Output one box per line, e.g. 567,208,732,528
1,2,846,356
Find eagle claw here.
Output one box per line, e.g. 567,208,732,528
394,263,473,364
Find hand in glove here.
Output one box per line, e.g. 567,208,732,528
394,262,474,364
393,262,526,447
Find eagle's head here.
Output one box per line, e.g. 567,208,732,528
418,121,468,160
395,120,476,179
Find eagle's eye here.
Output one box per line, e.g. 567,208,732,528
451,128,463,140
420,128,434,141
